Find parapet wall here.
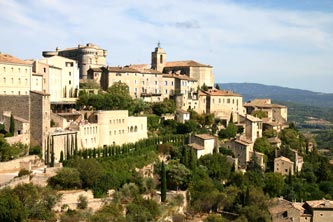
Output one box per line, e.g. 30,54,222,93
0,95,30,121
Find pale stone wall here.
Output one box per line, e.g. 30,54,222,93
0,155,40,173
2,111,30,137
274,157,294,176
0,63,32,96
161,76,175,100
127,116,147,143
48,66,63,103
30,91,50,158
31,74,43,93
208,95,243,120
189,66,214,88
312,210,333,222
32,61,50,94
40,56,79,100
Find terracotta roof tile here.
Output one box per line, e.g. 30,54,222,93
165,60,212,68
0,53,31,65
195,134,215,140
205,89,241,97
106,66,138,73
162,73,196,81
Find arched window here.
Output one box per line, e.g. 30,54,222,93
160,54,163,64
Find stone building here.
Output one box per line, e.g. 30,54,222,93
98,65,163,102
0,91,50,157
188,134,216,159
244,99,288,124
40,56,79,103
43,43,107,79
49,110,148,161
200,89,244,119
274,156,294,176
0,52,32,96
238,114,263,142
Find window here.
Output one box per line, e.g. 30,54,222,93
160,54,163,63
155,81,158,85
69,80,71,85
164,81,168,86
165,89,168,94
43,67,46,73
69,72,71,76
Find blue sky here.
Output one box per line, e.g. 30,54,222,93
1,0,333,93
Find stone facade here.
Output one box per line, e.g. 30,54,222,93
40,55,79,103
189,134,215,159
274,156,294,176
43,43,107,79
0,53,32,96
238,114,263,142
30,91,51,157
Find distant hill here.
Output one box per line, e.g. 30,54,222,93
217,83,333,108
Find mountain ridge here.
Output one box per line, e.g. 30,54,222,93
217,82,333,108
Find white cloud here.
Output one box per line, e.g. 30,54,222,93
0,0,332,92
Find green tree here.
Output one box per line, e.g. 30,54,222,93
161,161,167,202
264,172,285,197
0,188,27,222
199,154,232,181
201,83,208,91
60,150,64,163
48,167,82,189
204,214,225,222
166,160,192,191
218,122,237,139
215,84,220,90
254,137,273,155
90,203,126,222
152,99,176,116
9,114,15,135
77,194,88,209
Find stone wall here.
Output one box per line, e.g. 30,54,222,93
0,155,41,173
0,95,30,121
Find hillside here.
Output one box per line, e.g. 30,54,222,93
218,83,333,108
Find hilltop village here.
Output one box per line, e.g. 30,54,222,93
0,43,331,222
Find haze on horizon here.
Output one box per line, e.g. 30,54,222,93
1,0,332,93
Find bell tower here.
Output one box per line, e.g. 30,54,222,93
151,42,166,72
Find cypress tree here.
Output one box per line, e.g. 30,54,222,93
60,151,64,163
50,152,54,167
9,114,15,135
161,161,167,202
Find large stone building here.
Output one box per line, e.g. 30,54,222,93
48,110,147,163
0,52,51,156
43,43,107,79
40,55,80,104
0,53,32,96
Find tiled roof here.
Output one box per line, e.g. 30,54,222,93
176,109,189,114
90,67,102,72
275,156,293,163
244,102,286,108
239,114,262,122
306,200,333,209
235,139,252,146
165,60,212,68
188,143,204,150
194,134,215,140
106,66,138,73
162,73,196,81
0,53,31,65
205,89,241,97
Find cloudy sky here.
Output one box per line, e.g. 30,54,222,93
1,0,333,93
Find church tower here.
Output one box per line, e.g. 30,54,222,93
151,42,166,72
